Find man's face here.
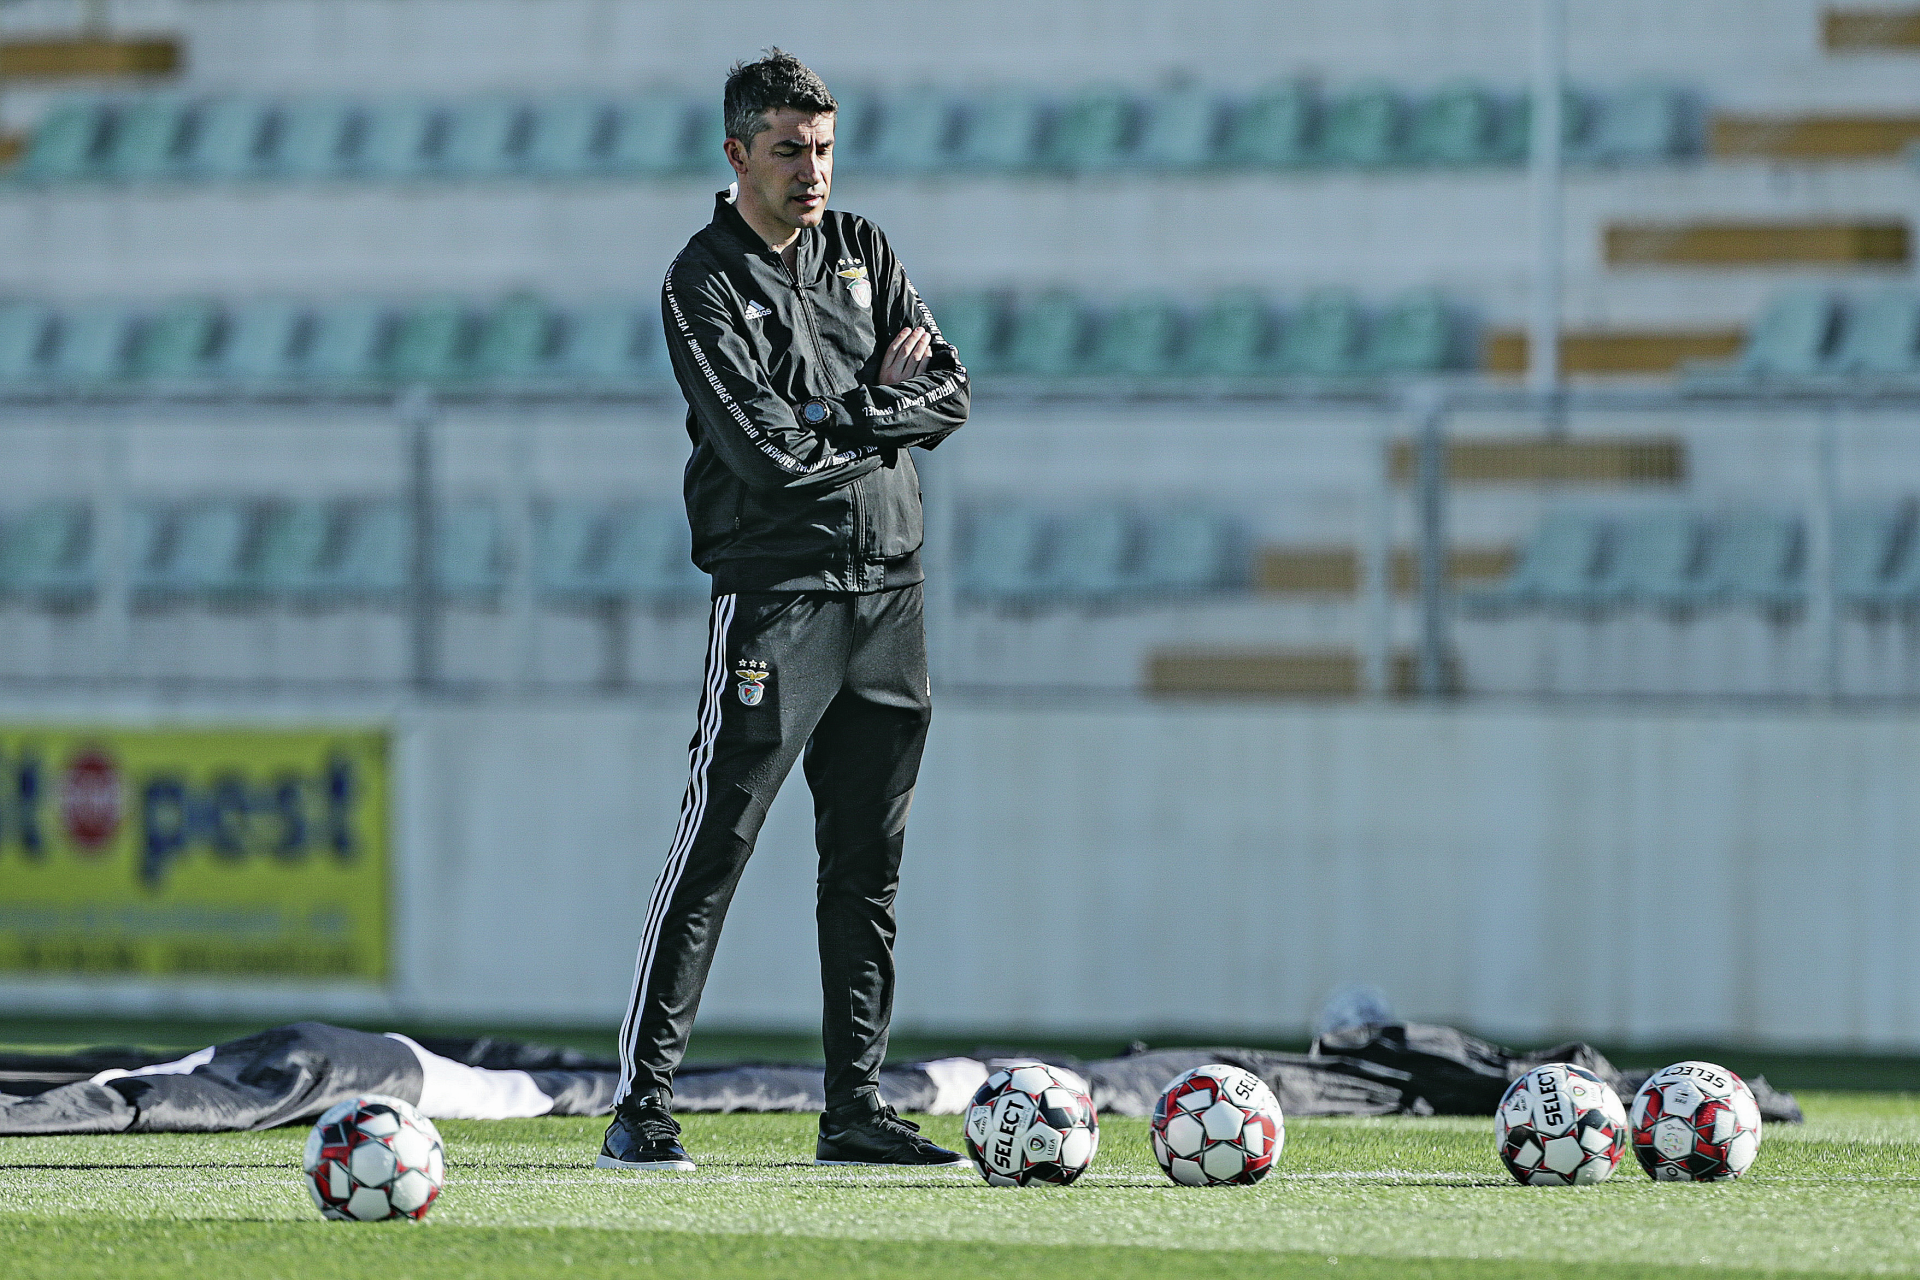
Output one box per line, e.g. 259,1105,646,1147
726,108,835,239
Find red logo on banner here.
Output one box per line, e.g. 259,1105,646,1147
61,749,123,853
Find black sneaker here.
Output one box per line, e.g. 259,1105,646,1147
596,1093,695,1172
815,1096,966,1167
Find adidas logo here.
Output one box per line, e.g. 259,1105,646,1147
742,300,772,321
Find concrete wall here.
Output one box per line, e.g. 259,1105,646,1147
4,692,1917,1049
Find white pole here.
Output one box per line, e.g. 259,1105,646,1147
1529,0,1565,398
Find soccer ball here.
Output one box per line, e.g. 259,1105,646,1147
1631,1061,1763,1181
962,1062,1099,1186
1495,1063,1628,1186
1149,1064,1284,1187
303,1094,446,1221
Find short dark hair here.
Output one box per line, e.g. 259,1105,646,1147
723,48,836,150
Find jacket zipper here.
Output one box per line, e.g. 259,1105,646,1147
778,247,866,584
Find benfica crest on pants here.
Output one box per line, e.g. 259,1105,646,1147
735,660,769,706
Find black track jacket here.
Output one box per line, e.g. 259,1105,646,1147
662,189,971,595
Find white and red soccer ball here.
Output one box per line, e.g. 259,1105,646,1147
1150,1064,1285,1186
1631,1060,1763,1181
1496,1063,1628,1186
303,1094,446,1221
963,1062,1100,1186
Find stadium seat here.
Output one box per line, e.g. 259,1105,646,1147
352,99,438,177
953,89,1047,171
561,301,668,384
1494,88,1595,165
536,501,608,600
1363,289,1461,373
103,97,193,180
956,504,1053,602
1183,290,1277,377
387,298,476,382
1319,83,1407,167
0,502,93,599
473,295,560,381
300,300,393,382
862,91,955,174
183,97,272,179
46,304,136,383
1598,510,1709,608
436,501,505,596
1002,292,1091,376
1701,512,1803,609
1221,82,1318,168
1463,510,1610,610
217,299,309,382
16,97,110,181
1136,510,1243,593
1089,294,1184,377
130,299,222,380
598,505,704,601
819,89,877,170
1834,506,1907,609
926,292,1003,374
1046,86,1136,172
1053,507,1136,598
0,303,53,384
1407,82,1500,166
605,94,696,175
133,500,257,599
684,108,727,177
1587,82,1696,162
1136,86,1225,169
525,96,616,176
1735,290,1839,379
267,98,357,178
1274,290,1367,377
327,501,409,597
440,99,535,177
251,500,341,597
1830,290,1920,376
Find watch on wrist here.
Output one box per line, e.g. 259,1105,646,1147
798,397,832,426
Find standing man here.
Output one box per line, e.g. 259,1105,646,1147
597,50,970,1172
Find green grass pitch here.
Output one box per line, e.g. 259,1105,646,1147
4,1094,1919,1279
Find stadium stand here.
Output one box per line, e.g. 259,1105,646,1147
1687,289,1920,385
1,81,1702,186
955,504,1244,605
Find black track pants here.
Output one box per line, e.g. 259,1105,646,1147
616,584,931,1111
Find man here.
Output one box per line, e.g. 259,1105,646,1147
597,50,970,1172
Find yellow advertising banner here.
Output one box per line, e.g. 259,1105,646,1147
0,727,388,981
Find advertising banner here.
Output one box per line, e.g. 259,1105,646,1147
0,727,389,981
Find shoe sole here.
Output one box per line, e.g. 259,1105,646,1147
595,1153,696,1172
814,1156,969,1167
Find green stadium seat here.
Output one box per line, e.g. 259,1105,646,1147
0,302,53,383
1588,82,1695,163
353,99,438,177
131,299,222,379
0,502,93,599
1702,512,1803,609
1831,290,1920,375
864,91,954,174
1053,506,1135,598
104,97,193,180
473,295,559,381
217,299,308,382
684,107,728,178
133,500,258,598
536,501,607,600
1598,510,1709,608
954,89,1047,171
17,98,110,181
561,301,666,384
1320,84,1407,167
251,500,341,597
300,300,392,382
328,501,409,597
1137,510,1242,593
1834,507,1906,609
1274,290,1366,376
47,304,136,383
1003,292,1090,376
957,504,1052,602
526,97,615,176
1492,88,1593,165
1737,290,1838,378
1136,87,1225,169
183,98,272,178
600,505,704,600
1090,294,1183,377
819,88,877,170
268,98,357,178
441,99,535,177
437,501,504,596
1462,510,1610,611
605,94,696,175
1408,82,1499,166
1221,83,1318,168
387,298,475,381
1046,86,1136,172
926,291,1003,373
1363,289,1461,373
1184,290,1276,377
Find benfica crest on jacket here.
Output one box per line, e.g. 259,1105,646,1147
734,660,770,706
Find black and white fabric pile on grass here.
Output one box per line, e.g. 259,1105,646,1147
0,1020,1801,1135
